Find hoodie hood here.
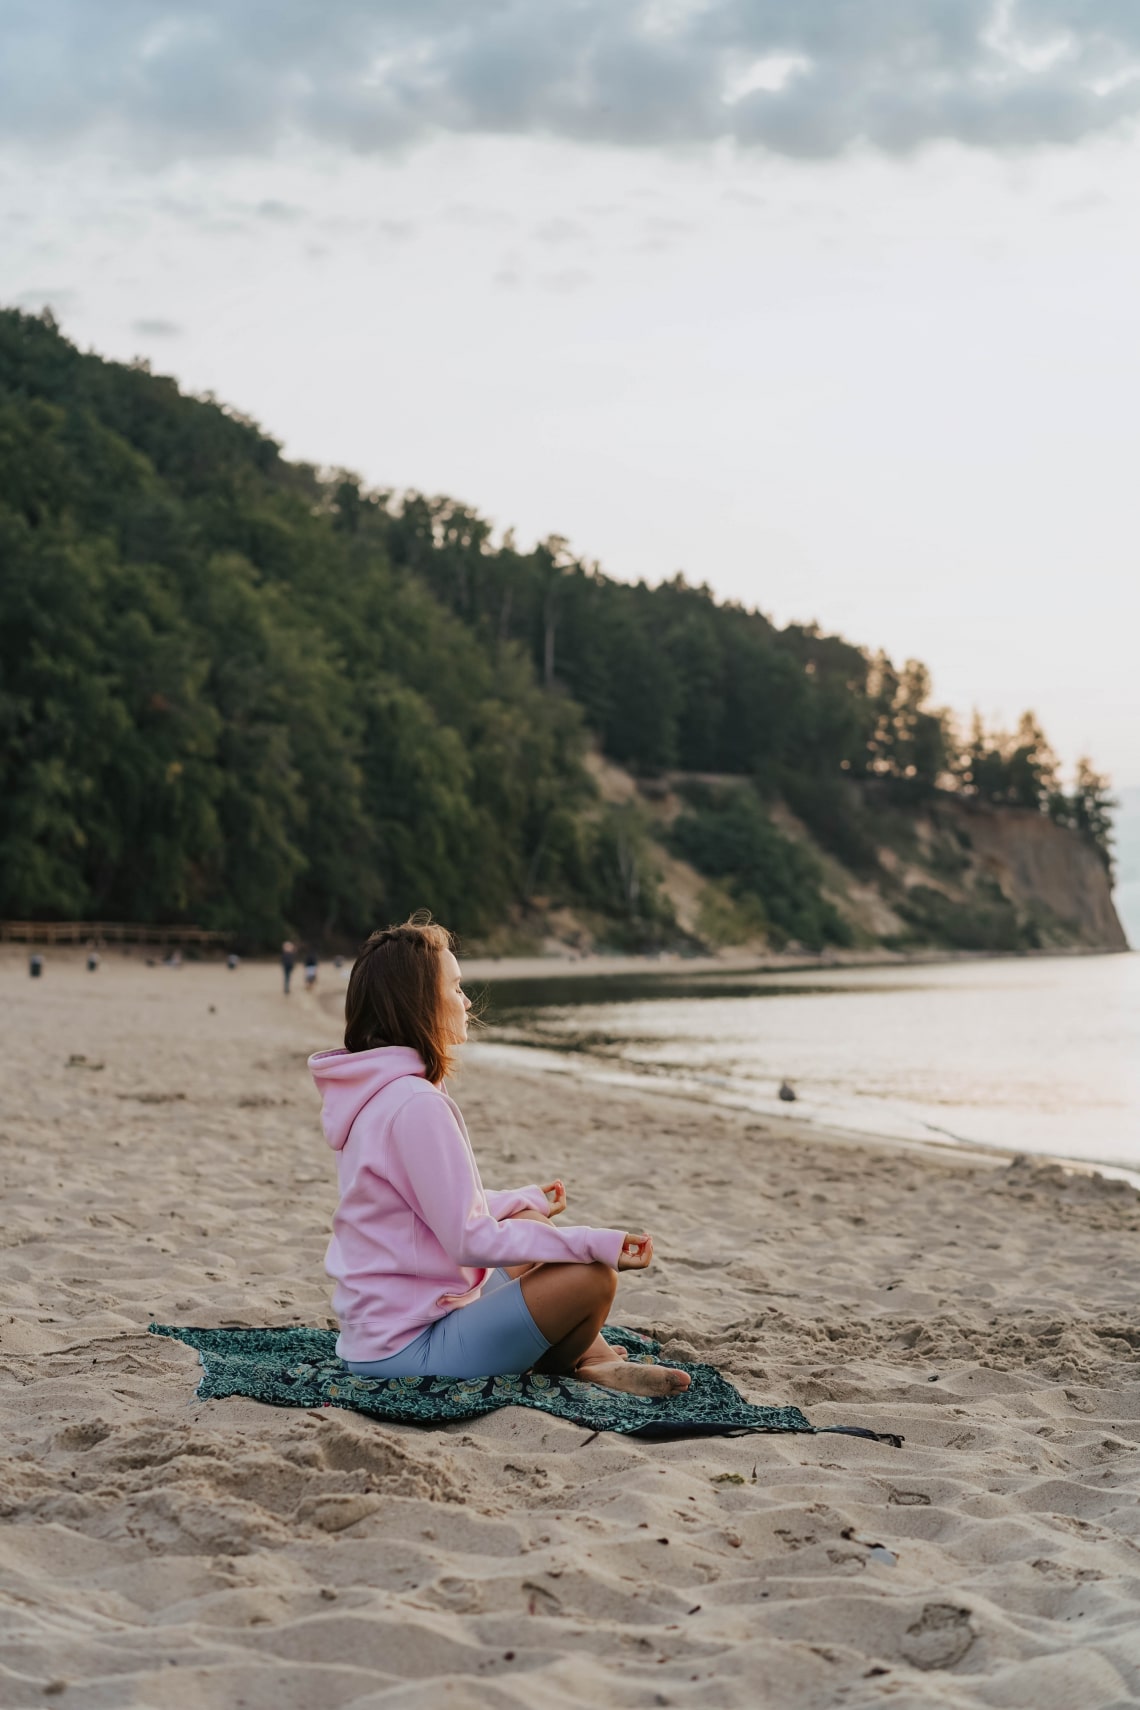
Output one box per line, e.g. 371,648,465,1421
309,1045,427,1151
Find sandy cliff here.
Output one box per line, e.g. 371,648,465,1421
938,797,1128,951
560,756,1129,956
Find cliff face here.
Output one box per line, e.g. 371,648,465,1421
768,790,1128,955
565,757,1129,956
932,798,1128,951
1113,786,1140,950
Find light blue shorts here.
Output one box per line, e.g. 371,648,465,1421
342,1268,551,1381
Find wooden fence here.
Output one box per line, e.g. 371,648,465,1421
0,920,233,948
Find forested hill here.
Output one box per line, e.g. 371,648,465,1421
0,309,1122,954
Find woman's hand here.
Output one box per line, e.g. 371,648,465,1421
541,1180,567,1216
618,1232,653,1271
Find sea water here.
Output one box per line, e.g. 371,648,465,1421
473,952,1140,1176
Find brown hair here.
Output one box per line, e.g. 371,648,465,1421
343,914,457,1084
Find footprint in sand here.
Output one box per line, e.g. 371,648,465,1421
900,1604,976,1671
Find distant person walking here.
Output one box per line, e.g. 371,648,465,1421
304,950,318,992
281,940,296,995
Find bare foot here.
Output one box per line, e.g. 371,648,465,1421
576,1333,628,1371
576,1359,691,1396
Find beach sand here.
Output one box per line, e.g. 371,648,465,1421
2,950,1139,1708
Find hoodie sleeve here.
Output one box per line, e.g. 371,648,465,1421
485,1184,550,1219
387,1093,625,1271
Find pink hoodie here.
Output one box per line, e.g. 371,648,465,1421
310,1045,627,1361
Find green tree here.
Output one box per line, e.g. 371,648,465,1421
0,305,1114,954
1064,759,1116,872
957,711,1058,811
670,786,852,949
866,656,950,793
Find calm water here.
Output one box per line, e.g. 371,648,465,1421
473,953,1140,1175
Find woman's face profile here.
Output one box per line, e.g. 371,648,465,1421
439,948,471,1044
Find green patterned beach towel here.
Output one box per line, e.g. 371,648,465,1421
149,1323,900,1443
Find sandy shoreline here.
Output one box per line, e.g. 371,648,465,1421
3,951,1140,1707
460,944,1128,984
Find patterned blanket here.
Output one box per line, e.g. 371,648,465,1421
149,1322,816,1439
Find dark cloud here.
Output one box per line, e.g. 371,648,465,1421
2,2,1139,161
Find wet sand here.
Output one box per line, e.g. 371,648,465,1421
2,950,1139,1708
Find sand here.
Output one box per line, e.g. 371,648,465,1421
2,950,1140,1709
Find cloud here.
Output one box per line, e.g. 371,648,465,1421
532,217,589,244
444,202,516,229
13,286,79,312
131,317,182,336
375,217,417,241
255,198,302,222
537,267,593,293
1053,188,1112,213
2,2,1140,163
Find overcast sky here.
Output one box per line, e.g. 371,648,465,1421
4,0,1139,789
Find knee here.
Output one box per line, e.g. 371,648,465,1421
586,1260,618,1304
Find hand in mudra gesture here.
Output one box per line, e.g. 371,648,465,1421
618,1233,653,1271
541,1179,567,1216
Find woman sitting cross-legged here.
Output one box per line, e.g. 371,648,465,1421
309,916,690,1396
